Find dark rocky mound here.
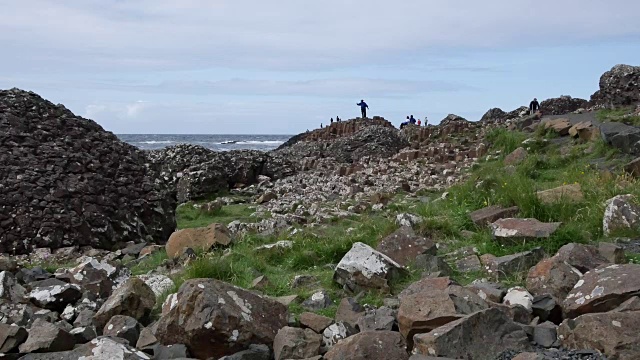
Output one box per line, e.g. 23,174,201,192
480,108,508,122
274,125,408,165
149,144,296,203
276,117,395,150
591,64,640,107
0,88,176,254
540,95,588,115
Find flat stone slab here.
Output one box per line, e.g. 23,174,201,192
536,184,584,204
564,264,640,318
469,206,519,226
491,218,561,241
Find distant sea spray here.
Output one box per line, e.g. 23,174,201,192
117,134,291,152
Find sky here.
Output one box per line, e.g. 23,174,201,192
1,1,640,135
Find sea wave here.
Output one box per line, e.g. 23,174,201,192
136,140,175,144
232,140,284,145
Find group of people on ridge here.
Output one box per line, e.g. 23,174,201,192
400,115,422,129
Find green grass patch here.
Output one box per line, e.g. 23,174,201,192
597,107,640,126
130,250,169,276
176,203,260,229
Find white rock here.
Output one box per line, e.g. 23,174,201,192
503,287,534,311
137,274,175,297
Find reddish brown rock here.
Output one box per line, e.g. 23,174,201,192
526,257,581,301
334,298,365,329
273,326,322,360
155,279,288,359
300,312,333,333
413,308,531,359
544,118,572,136
491,218,561,241
555,243,609,273
504,147,528,166
559,311,640,360
376,227,437,267
324,331,409,360
398,278,488,349
564,264,640,318
470,206,520,227
165,223,232,258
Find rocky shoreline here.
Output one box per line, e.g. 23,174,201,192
1,64,640,359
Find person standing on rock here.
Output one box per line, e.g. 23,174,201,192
357,100,369,119
417,119,421,126
409,115,416,124
529,98,540,114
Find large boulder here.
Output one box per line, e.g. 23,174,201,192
412,308,531,359
526,257,581,301
19,318,75,353
165,223,233,258
93,277,156,329
324,331,409,360
559,311,640,360
564,264,640,318
273,326,322,360
333,242,403,293
590,64,640,107
540,96,588,115
0,88,175,254
599,122,640,154
155,278,288,359
397,277,488,348
603,194,640,236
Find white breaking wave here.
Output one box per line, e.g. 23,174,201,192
137,140,175,144
233,140,284,145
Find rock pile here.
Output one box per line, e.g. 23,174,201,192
540,95,589,115
0,88,176,254
591,64,640,107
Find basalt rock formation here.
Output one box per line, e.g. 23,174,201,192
0,88,176,254
276,117,395,150
591,64,640,107
540,95,589,115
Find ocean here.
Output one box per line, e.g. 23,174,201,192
117,134,292,152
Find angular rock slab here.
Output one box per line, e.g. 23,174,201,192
18,318,75,353
324,331,409,360
398,277,488,349
19,336,153,360
469,205,519,226
93,277,156,329
564,264,640,318
273,326,322,360
555,243,609,273
491,218,561,241
484,247,545,278
526,257,581,301
559,311,640,360
376,227,437,267
0,323,28,352
536,184,584,204
504,147,528,166
334,242,403,293
155,278,288,359
57,257,119,299
603,194,640,236
413,308,531,360
165,223,233,258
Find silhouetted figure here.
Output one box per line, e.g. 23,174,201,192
330,118,334,124
357,100,369,118
336,116,341,122
409,115,416,124
530,98,540,114
320,123,323,129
